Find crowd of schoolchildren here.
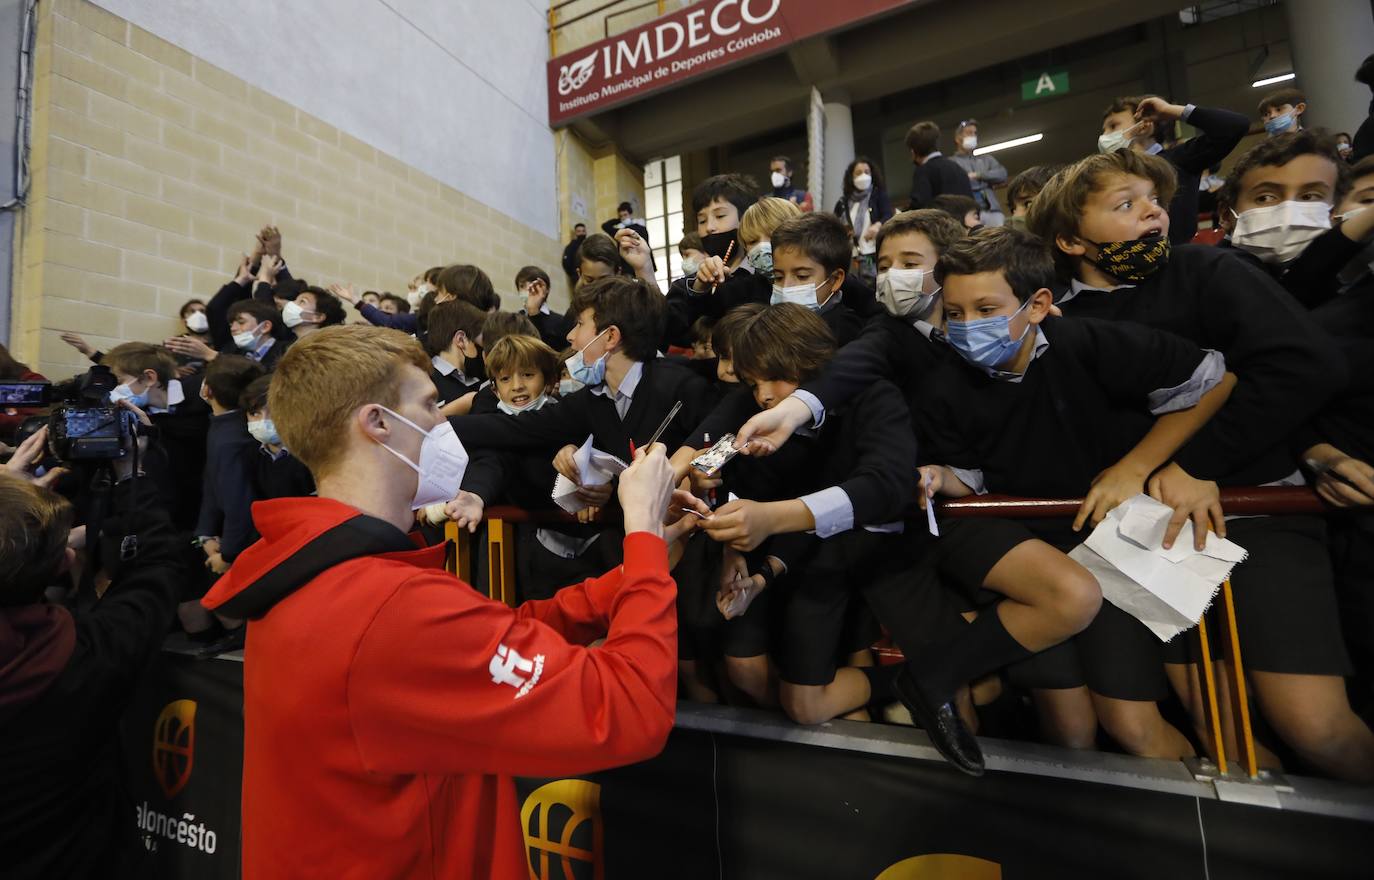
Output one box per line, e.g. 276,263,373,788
4,81,1373,782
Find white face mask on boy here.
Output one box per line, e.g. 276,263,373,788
1229,200,1332,264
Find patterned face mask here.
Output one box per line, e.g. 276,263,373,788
1084,234,1171,283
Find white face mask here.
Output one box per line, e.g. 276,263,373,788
372,406,469,510
876,267,938,319
680,256,701,277
770,171,788,189
1098,128,1132,154
185,311,209,334
770,278,832,311
853,173,872,192
559,378,584,396
961,136,978,151
248,418,280,447
1229,201,1332,264
233,328,260,350
497,392,552,416
281,301,308,328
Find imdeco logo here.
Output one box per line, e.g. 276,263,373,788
152,699,196,799
557,53,597,96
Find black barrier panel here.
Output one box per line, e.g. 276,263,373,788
519,729,1371,880
118,653,243,880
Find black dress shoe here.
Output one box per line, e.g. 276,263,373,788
894,665,985,777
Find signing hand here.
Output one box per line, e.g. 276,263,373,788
664,488,711,545
1147,462,1224,551
618,444,675,537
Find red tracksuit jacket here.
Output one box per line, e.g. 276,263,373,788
201,497,677,878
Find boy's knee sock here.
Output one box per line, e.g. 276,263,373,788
912,607,1031,703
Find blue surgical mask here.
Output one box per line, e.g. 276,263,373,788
944,297,1035,371
565,327,611,386
248,418,280,446
1264,112,1296,136
497,393,552,416
109,381,150,408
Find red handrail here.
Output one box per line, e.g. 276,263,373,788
481,486,1328,525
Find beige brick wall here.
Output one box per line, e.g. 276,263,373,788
13,0,567,379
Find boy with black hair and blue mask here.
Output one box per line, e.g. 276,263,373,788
920,226,1236,763
1029,148,1374,782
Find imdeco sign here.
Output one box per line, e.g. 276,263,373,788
546,0,914,125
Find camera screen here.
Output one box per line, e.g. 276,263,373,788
0,382,49,407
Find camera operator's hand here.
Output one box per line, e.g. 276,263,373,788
4,426,69,489
112,400,152,483
59,331,97,359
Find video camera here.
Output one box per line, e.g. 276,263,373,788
1,365,141,461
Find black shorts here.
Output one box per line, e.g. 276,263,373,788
777,531,901,687
931,518,1039,607
1223,515,1351,676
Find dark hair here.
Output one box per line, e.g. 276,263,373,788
228,299,284,337
1102,94,1174,141
516,265,550,288
569,276,665,363
423,300,488,358
730,303,836,385
679,232,703,253
0,343,31,380
479,311,538,349
691,173,759,218
771,155,793,174
904,121,941,157
617,201,633,215
436,264,498,312
712,303,765,360
935,227,1057,303
379,292,411,313
932,194,981,224
769,212,851,277
576,233,626,274
1006,164,1065,212
841,155,885,203
240,374,272,414
302,286,346,327
690,316,716,345
179,298,206,320
204,354,266,407
1350,154,1374,179
875,209,967,257
1357,53,1374,87
573,222,587,230
1217,129,1351,217
422,266,444,286
1258,86,1306,116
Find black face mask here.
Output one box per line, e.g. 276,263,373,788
466,348,487,382
1085,234,1171,283
700,229,738,261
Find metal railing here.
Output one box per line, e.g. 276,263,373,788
443,485,1333,778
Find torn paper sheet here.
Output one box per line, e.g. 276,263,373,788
551,435,630,514
1068,494,1248,643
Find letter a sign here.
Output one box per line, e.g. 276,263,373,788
1022,70,1069,101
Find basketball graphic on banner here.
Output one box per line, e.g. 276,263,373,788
521,779,604,880
875,854,1002,879
152,699,197,799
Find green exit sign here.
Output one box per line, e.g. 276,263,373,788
1022,70,1069,101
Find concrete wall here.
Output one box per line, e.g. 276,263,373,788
13,0,564,379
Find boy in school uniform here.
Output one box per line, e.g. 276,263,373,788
906,121,975,209
920,227,1237,761
194,355,267,575
518,265,574,352
695,304,918,727
767,213,868,346
240,375,315,501
1005,165,1065,225
1258,86,1307,136
425,300,489,416
1029,149,1374,782
664,174,760,347
1096,95,1249,242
